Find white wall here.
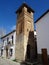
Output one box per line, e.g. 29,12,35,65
36,12,49,55
1,31,16,60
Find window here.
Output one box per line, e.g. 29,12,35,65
10,49,13,56
12,35,13,44
6,48,8,57
1,49,3,56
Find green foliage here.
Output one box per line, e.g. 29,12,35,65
13,59,16,61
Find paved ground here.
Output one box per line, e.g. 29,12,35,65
0,57,20,65
0,57,44,65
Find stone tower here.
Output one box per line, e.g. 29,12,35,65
15,3,36,62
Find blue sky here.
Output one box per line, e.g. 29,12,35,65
0,0,49,33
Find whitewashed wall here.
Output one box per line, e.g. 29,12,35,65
1,31,16,60
36,12,49,55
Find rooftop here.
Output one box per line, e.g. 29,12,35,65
16,3,34,13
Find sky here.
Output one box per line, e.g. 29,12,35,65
0,0,49,34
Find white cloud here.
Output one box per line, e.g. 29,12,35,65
11,25,16,30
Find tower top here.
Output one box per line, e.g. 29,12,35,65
16,3,34,13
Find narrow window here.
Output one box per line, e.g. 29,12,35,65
10,49,13,56
12,35,13,44
6,48,8,57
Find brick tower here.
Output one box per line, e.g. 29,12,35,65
15,3,36,62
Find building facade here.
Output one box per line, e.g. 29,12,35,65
35,10,49,55
1,30,16,60
0,29,36,61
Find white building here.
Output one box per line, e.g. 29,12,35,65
35,10,49,55
1,30,16,60
0,29,36,60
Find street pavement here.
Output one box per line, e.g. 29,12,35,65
0,57,20,65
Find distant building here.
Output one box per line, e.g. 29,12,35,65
1,30,16,60
35,10,49,55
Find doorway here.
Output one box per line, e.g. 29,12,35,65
6,48,8,58
27,44,30,59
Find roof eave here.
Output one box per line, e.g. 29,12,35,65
16,3,35,13
1,30,16,39
35,9,49,23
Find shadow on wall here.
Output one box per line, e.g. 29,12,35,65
20,31,37,65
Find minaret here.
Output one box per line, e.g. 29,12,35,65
15,3,36,62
